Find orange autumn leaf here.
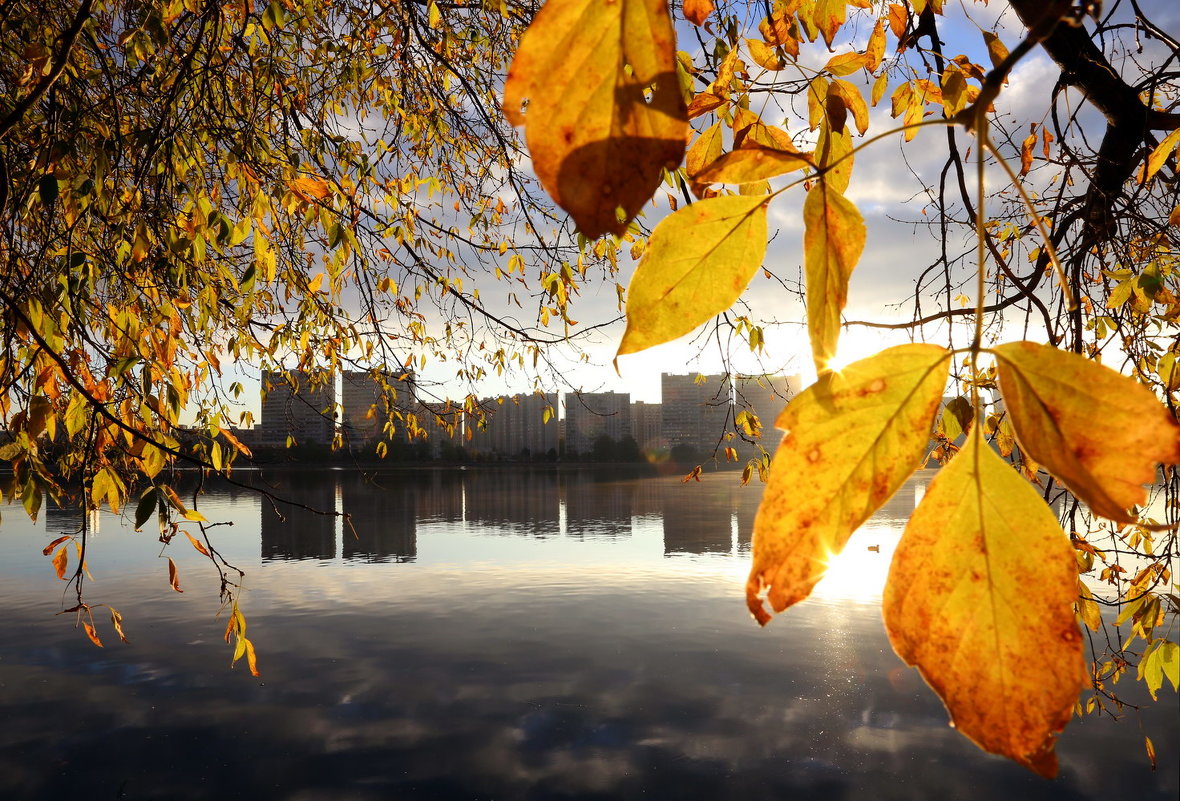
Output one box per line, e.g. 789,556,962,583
287,176,332,203
994,341,1180,523
682,0,713,26
884,426,1086,777
83,621,104,648
503,0,687,238
52,546,68,579
747,344,951,623
167,557,183,592
42,534,70,556
184,530,211,557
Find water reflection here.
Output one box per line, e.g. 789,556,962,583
0,468,1175,801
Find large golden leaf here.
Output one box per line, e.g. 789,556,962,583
617,195,767,357
803,180,864,373
883,426,1086,777
694,145,812,185
994,341,1180,523
747,344,950,623
503,0,687,238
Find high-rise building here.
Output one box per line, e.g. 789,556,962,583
733,374,801,447
660,373,730,457
564,391,631,455
340,369,416,445
630,400,663,454
468,392,558,458
259,369,335,447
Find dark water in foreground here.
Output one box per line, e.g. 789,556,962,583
0,468,1175,801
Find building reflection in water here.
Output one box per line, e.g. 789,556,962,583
340,472,417,563
260,472,337,560
662,481,735,555
561,472,634,538
461,469,559,537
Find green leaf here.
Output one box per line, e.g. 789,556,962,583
134,488,159,531
884,426,1086,778
617,195,768,358
748,344,951,622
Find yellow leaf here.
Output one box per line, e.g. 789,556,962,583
1170,204,1180,228
883,426,1086,778
617,195,767,358
694,145,812,185
746,38,785,71
1144,128,1180,183
747,344,951,622
110,607,130,643
828,79,869,135
871,71,888,106
803,180,864,373
503,0,687,238
865,19,886,71
1076,581,1101,632
245,638,260,677
682,0,713,26
801,0,856,49
994,341,1180,523
167,557,183,593
982,30,1009,69
823,51,868,76
685,121,724,179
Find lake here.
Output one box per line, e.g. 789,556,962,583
0,467,1175,800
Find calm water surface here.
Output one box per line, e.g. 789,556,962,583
0,468,1175,801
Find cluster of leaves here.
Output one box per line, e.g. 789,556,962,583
504,0,1180,775
0,0,630,661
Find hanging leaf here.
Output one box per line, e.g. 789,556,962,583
134,488,159,531
42,534,71,556
994,341,1180,523
83,621,104,648
682,0,713,26
803,180,865,373
503,0,687,238
110,607,130,643
184,530,211,557
747,344,951,623
694,145,813,185
617,194,768,358
883,426,1086,778
52,546,68,580
166,557,183,593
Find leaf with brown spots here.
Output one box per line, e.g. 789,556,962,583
884,426,1086,777
747,344,951,623
803,167,863,373
994,341,1180,523
503,0,687,238
617,194,768,358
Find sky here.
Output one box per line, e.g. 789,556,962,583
218,0,1179,418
